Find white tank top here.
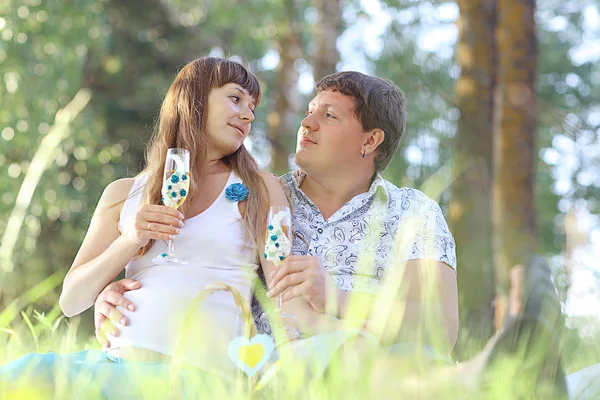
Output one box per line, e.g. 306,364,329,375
107,171,259,371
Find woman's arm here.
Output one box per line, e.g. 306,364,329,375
59,179,138,317
59,178,184,317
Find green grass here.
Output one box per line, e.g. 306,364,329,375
1,253,598,399
1,302,599,400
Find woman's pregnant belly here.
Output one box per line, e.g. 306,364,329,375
107,265,254,371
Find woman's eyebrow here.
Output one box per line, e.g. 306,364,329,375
231,86,256,107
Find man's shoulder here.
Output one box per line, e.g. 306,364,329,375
280,171,295,187
381,179,439,210
382,179,454,244
279,171,305,210
280,170,307,197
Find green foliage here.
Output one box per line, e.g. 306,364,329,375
0,0,598,380
0,0,309,308
0,0,109,305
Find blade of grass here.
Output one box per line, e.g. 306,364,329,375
0,268,65,328
20,311,39,352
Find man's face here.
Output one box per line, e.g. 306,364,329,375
294,90,366,173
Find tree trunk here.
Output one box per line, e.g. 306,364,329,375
311,0,342,79
265,0,342,175
493,0,539,321
266,0,305,175
451,0,497,359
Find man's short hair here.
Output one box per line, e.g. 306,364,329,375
316,71,407,172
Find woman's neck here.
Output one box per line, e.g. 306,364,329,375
203,159,230,175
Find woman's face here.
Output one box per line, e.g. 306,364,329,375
204,83,256,159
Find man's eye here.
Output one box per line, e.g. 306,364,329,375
326,113,336,119
305,110,313,116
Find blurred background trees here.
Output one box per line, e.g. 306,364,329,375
1,0,599,365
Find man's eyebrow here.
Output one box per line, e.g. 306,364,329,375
321,103,343,114
308,102,339,110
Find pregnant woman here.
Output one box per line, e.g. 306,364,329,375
1,57,290,395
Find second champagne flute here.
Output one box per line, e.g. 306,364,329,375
261,206,298,333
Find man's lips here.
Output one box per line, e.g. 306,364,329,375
300,137,317,146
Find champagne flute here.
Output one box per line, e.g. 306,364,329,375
152,148,190,265
260,206,299,337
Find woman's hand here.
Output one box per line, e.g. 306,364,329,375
123,204,185,248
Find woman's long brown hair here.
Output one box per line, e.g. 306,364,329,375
137,57,269,258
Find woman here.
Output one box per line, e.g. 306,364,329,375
2,57,289,394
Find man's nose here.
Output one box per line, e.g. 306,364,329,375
301,113,317,131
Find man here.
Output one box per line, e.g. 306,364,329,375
95,71,458,359
256,71,458,355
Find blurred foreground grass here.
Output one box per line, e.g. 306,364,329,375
1,253,600,399
1,299,599,399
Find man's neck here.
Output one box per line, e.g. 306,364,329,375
299,168,376,220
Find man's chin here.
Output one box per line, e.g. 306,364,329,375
294,153,325,178
293,151,310,169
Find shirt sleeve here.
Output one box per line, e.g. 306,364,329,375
394,191,457,271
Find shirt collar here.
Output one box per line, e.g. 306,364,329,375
285,169,390,221
367,172,389,202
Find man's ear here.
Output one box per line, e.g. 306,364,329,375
363,129,385,156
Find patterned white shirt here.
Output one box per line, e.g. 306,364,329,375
252,170,456,329
284,170,456,291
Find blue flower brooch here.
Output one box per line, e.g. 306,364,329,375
225,182,249,202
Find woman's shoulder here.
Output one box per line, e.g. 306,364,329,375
258,171,283,187
103,177,137,199
95,177,139,216
259,171,287,196
258,171,288,205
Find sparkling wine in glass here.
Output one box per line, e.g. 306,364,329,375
152,148,190,265
260,206,299,338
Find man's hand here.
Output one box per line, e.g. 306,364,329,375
266,255,338,314
94,278,141,348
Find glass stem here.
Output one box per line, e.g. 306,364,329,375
167,238,175,255
277,293,283,310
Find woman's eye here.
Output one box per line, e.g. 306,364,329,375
305,110,312,116
326,113,336,119
231,96,240,103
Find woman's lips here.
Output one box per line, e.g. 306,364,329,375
228,123,245,136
